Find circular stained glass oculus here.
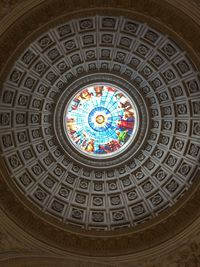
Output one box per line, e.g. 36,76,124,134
64,84,138,158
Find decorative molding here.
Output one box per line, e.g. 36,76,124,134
0,229,26,253
0,0,199,264
0,15,199,230
0,206,200,266
0,0,25,20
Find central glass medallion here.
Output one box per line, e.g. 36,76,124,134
64,84,138,158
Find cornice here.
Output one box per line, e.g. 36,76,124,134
0,206,200,266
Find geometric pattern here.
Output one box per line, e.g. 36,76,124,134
0,15,200,230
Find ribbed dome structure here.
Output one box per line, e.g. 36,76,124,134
0,15,199,231
0,2,200,262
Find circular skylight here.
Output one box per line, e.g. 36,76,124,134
64,84,138,158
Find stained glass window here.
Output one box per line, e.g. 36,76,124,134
64,84,138,157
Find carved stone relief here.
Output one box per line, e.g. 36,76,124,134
0,15,199,231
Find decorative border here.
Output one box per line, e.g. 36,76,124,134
55,73,147,167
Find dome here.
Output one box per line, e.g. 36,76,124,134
1,15,199,230
0,0,200,265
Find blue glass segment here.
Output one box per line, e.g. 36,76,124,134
64,85,137,157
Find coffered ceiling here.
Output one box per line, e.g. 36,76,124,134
0,1,200,266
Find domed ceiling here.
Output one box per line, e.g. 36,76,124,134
0,15,200,231
0,2,200,258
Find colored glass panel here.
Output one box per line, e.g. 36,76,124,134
64,84,137,157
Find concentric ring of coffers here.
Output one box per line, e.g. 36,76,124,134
0,15,199,230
